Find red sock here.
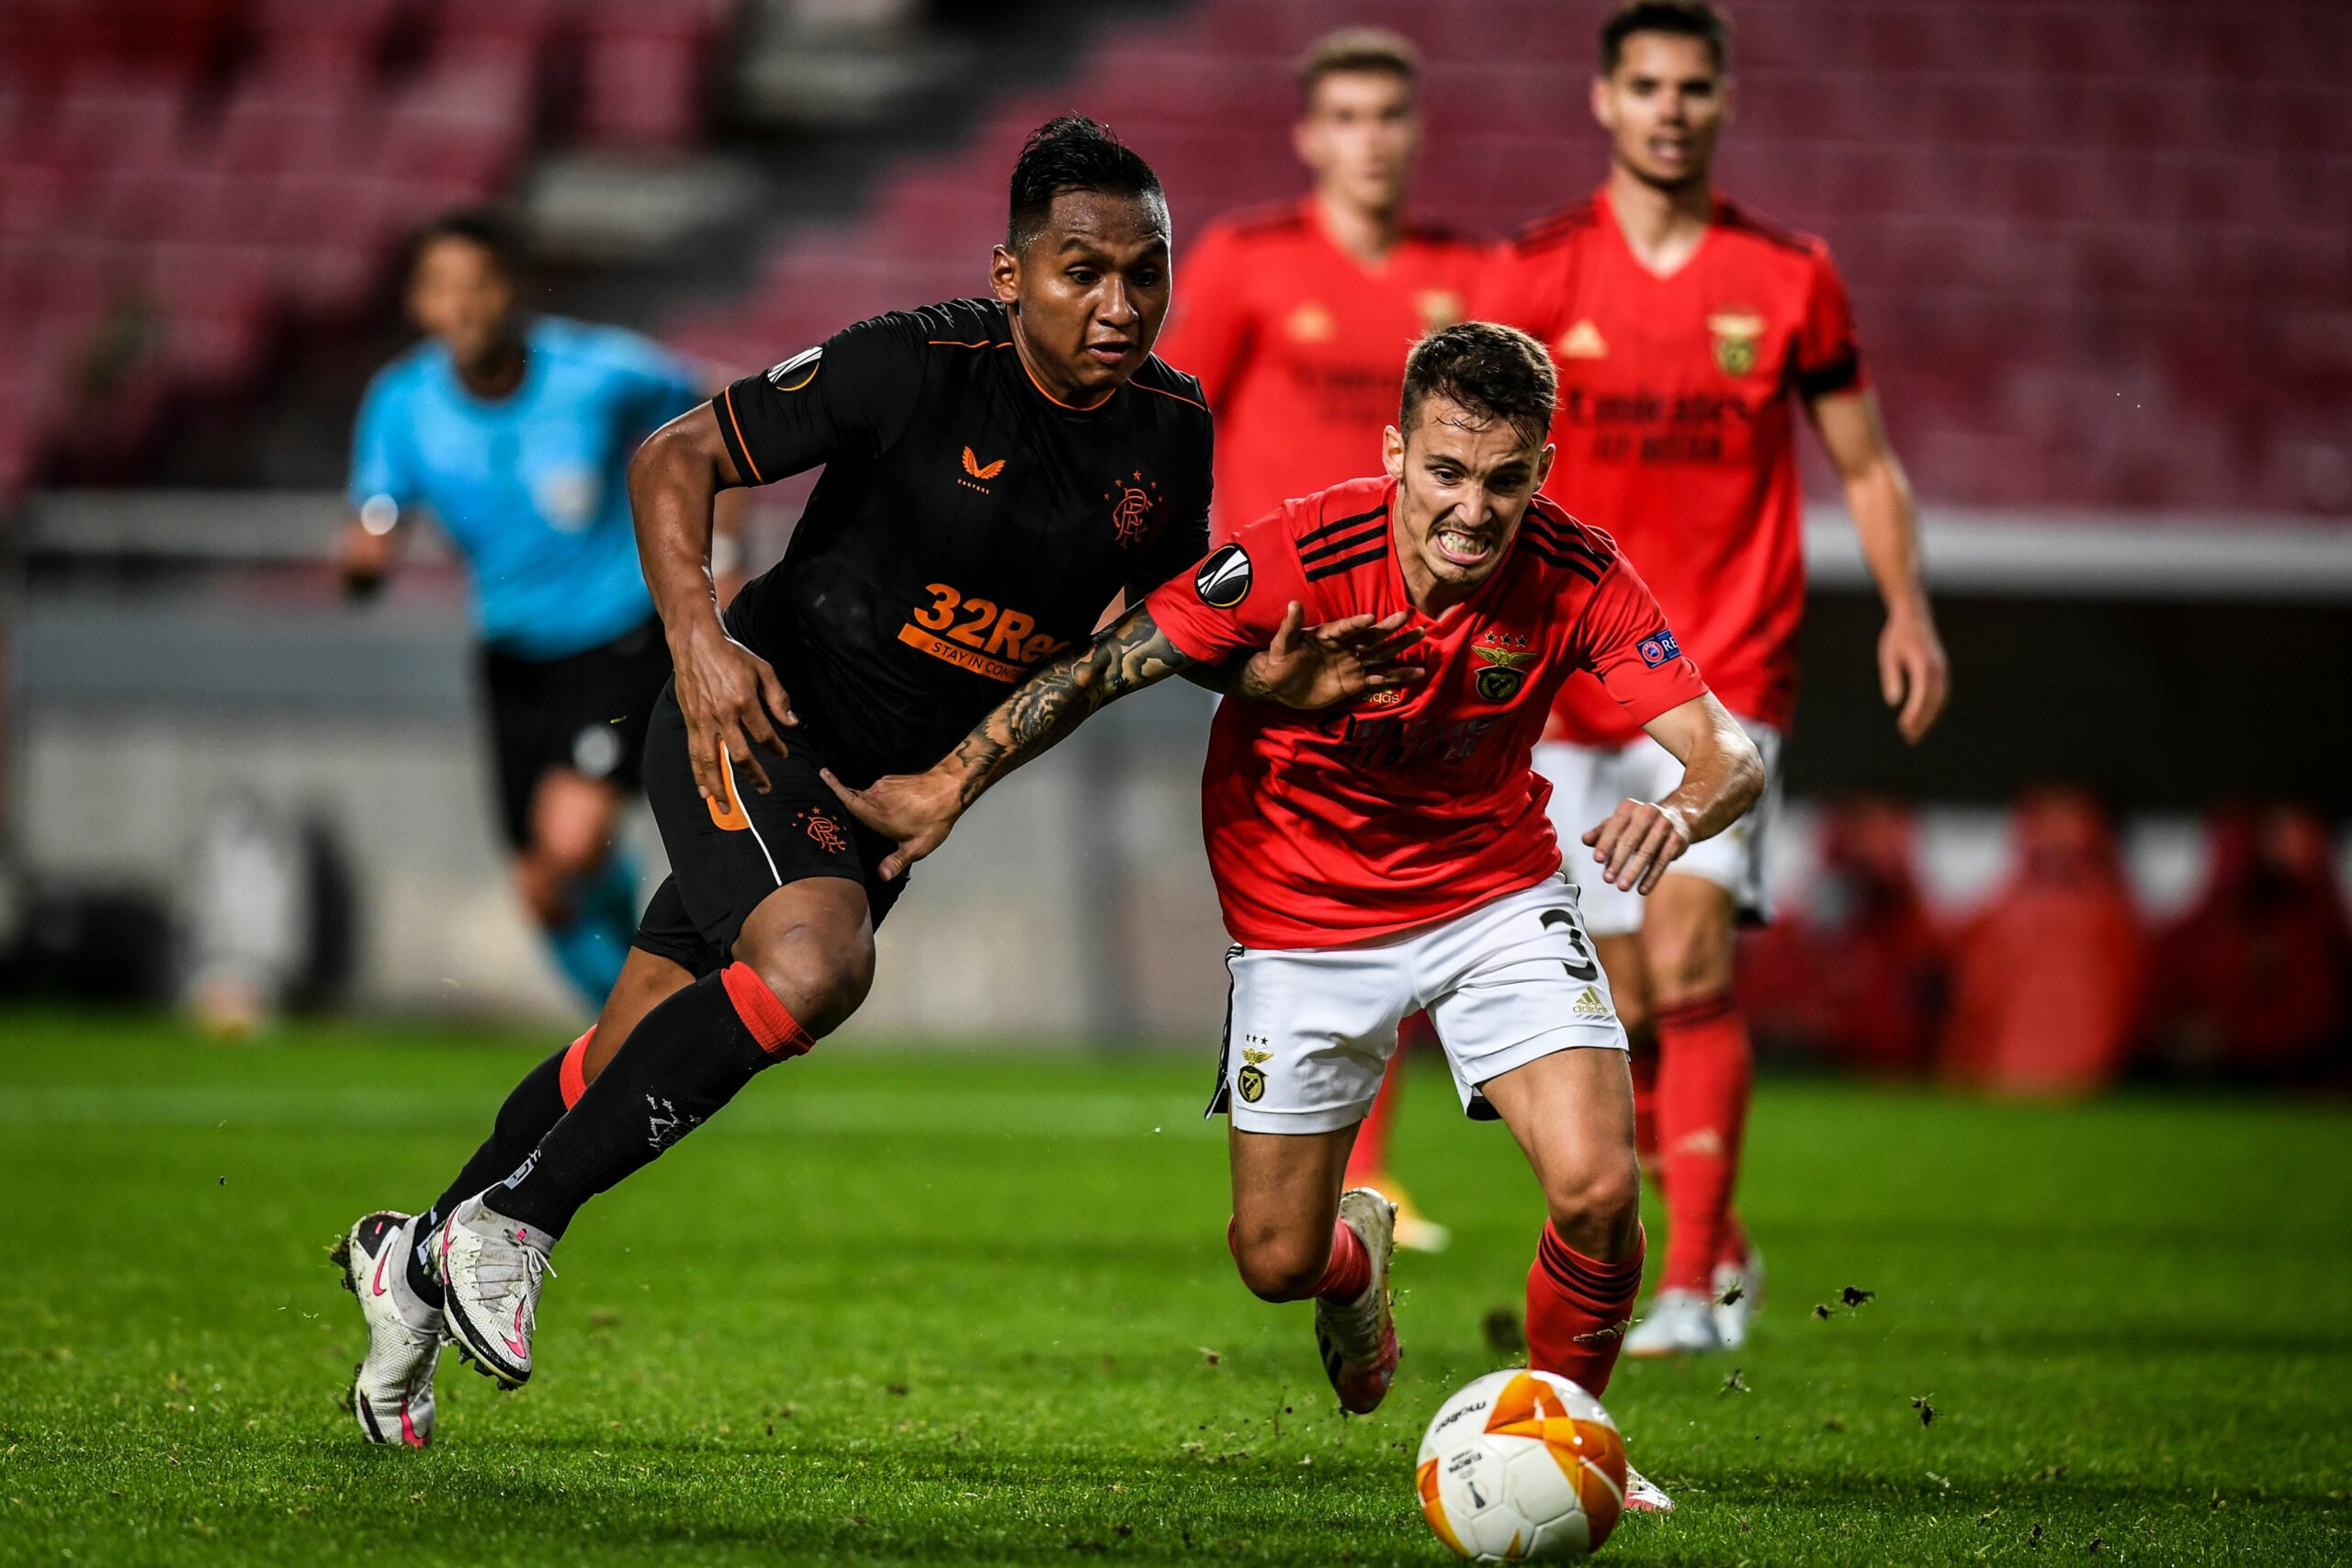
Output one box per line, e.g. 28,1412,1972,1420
1628,1034,1660,1175
557,1027,595,1110
1225,1215,1371,1303
1654,991,1753,1293
1526,1223,1645,1396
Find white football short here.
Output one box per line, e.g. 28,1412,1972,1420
1533,716,1784,939
1208,874,1628,1135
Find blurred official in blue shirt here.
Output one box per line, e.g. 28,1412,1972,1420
341,211,723,1007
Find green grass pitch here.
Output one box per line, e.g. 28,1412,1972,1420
1,1009,2346,1565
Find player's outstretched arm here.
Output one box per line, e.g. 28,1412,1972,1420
1581,693,1766,895
1813,389,1949,745
629,404,797,805
827,601,1424,879
824,600,1196,879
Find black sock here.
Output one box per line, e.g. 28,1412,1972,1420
405,1042,576,1308
493,966,805,1238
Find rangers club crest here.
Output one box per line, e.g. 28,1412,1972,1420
1707,310,1766,377
1470,628,1537,703
1104,468,1161,547
797,808,851,855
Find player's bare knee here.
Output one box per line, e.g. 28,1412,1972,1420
744,931,873,1040
1541,1156,1641,1252
1643,919,1732,1003
1233,1233,1329,1303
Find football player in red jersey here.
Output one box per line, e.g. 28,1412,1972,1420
1481,0,1951,1357
1159,28,1491,541
1156,27,1494,1250
832,324,1767,1516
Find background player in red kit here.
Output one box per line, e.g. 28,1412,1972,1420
1482,0,1951,1356
1159,28,1489,540
1156,28,1492,1248
831,324,1767,1515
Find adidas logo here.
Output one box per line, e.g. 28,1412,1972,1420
1572,985,1610,1020
1558,320,1608,360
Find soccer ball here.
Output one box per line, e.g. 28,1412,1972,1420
1415,1369,1629,1562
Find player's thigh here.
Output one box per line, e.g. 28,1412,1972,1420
1640,874,1738,1003
1419,876,1627,1115
1215,943,1418,1136
1534,741,1646,940
641,682,878,969
1476,1043,1641,1251
1227,1122,1359,1292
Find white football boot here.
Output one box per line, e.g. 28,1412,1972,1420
1623,1287,1724,1359
331,1210,442,1448
1314,1187,1402,1414
437,1194,556,1388
1713,1243,1766,1350
1623,1463,1676,1513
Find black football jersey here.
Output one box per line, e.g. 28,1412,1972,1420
712,297,1214,785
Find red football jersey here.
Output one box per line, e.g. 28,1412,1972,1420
1144,477,1707,950
1480,190,1866,741
1157,198,1492,541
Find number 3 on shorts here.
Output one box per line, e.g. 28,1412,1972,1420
1538,908,1600,982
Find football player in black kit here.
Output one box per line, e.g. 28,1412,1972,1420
331,116,1421,1439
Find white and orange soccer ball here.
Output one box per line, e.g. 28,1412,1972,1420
1415,1369,1629,1562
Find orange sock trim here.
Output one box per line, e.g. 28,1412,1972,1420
721,963,814,1057
557,1028,594,1110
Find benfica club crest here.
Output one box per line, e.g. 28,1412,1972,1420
1707,310,1766,377
1471,628,1537,703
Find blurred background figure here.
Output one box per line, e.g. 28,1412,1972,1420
1738,796,1942,1078
2147,804,2352,1083
338,209,711,1010
1939,789,2147,1099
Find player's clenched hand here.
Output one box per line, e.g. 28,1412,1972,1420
1242,602,1427,709
338,518,395,601
670,615,797,801
820,768,957,881
1879,607,1949,745
1581,798,1694,895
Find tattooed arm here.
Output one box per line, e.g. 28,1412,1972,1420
824,599,1422,879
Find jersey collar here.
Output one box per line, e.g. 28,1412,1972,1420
1596,184,1716,282
433,317,544,412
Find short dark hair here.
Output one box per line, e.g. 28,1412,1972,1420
1005,115,1165,251
1399,322,1557,448
1600,0,1731,74
406,209,525,280
1296,27,1420,108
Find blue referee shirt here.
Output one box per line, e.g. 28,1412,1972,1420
348,317,702,660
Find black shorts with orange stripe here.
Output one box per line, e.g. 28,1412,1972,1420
630,680,910,975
